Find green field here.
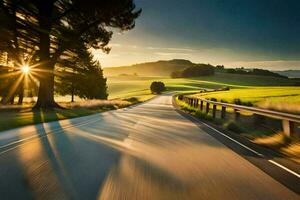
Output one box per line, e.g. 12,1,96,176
193,87,300,104
192,87,300,114
1,72,298,131
107,73,299,113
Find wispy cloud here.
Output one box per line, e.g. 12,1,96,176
109,43,122,47
154,52,190,56
147,46,196,52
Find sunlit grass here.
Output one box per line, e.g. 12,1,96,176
107,73,296,100
0,99,136,132
192,87,300,113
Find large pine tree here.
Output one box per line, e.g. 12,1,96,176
0,0,141,108
56,43,108,101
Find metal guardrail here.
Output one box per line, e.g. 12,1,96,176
179,95,300,137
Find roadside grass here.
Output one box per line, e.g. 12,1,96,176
175,96,300,164
0,99,135,132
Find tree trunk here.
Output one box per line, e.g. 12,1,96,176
34,63,59,109
0,95,7,105
34,1,58,109
71,86,74,102
9,95,14,105
18,82,24,105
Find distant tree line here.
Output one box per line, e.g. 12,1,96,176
171,64,215,78
170,63,287,79
225,68,287,78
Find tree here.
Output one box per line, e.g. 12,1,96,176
55,70,80,102
150,81,166,94
77,62,108,100
56,45,107,101
170,64,215,78
0,0,141,109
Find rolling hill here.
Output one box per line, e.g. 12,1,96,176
275,70,300,78
103,59,196,76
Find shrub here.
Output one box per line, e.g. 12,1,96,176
150,81,166,94
210,98,217,102
125,97,139,103
195,111,213,121
232,98,253,107
220,99,228,103
225,121,243,134
221,86,230,91
233,98,242,105
243,101,253,107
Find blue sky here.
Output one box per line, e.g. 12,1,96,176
93,0,300,70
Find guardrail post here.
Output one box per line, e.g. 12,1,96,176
282,120,296,137
206,102,210,114
212,104,217,118
200,101,204,111
221,106,226,119
234,109,240,120
196,99,199,108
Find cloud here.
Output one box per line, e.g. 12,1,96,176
154,52,190,56
109,43,122,47
147,46,196,52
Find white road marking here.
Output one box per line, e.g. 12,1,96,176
268,160,300,179
187,113,300,179
200,120,264,157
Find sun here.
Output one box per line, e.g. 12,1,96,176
21,64,30,74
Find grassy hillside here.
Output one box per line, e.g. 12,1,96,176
107,73,297,99
104,59,195,76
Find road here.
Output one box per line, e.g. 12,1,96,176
0,94,299,200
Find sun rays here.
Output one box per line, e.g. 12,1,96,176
0,55,48,104
21,64,30,74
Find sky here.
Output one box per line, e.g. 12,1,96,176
93,0,300,70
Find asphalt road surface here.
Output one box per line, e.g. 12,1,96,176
0,94,299,200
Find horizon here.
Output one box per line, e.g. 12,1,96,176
93,0,300,71
100,58,300,71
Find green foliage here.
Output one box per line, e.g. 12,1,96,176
225,121,244,134
171,64,215,78
150,81,166,94
56,45,108,101
124,97,140,103
233,98,242,105
0,0,141,108
107,72,297,101
226,68,287,78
